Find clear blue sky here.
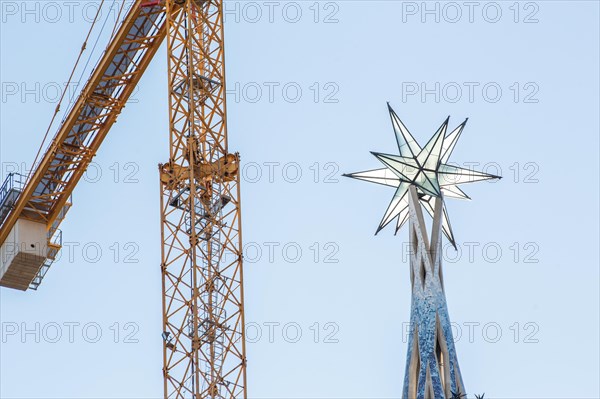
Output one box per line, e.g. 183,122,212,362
1,1,599,398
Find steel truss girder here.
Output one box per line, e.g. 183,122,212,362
0,1,168,244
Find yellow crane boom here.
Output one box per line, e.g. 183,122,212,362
0,0,167,289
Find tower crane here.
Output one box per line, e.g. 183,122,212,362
0,0,247,397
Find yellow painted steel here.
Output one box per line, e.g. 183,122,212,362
0,1,247,397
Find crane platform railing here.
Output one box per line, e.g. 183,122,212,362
0,173,26,224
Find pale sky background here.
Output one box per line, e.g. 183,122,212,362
0,1,599,398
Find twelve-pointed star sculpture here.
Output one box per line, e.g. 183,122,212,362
344,104,501,249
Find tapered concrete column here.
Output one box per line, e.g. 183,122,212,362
403,186,465,399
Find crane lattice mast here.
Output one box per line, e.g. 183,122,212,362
160,0,247,396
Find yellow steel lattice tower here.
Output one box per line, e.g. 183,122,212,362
159,1,247,397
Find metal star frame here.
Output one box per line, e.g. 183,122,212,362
344,104,501,248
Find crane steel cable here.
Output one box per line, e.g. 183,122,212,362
26,0,108,183
69,0,123,107
110,0,127,41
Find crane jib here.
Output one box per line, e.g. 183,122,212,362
0,0,168,290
